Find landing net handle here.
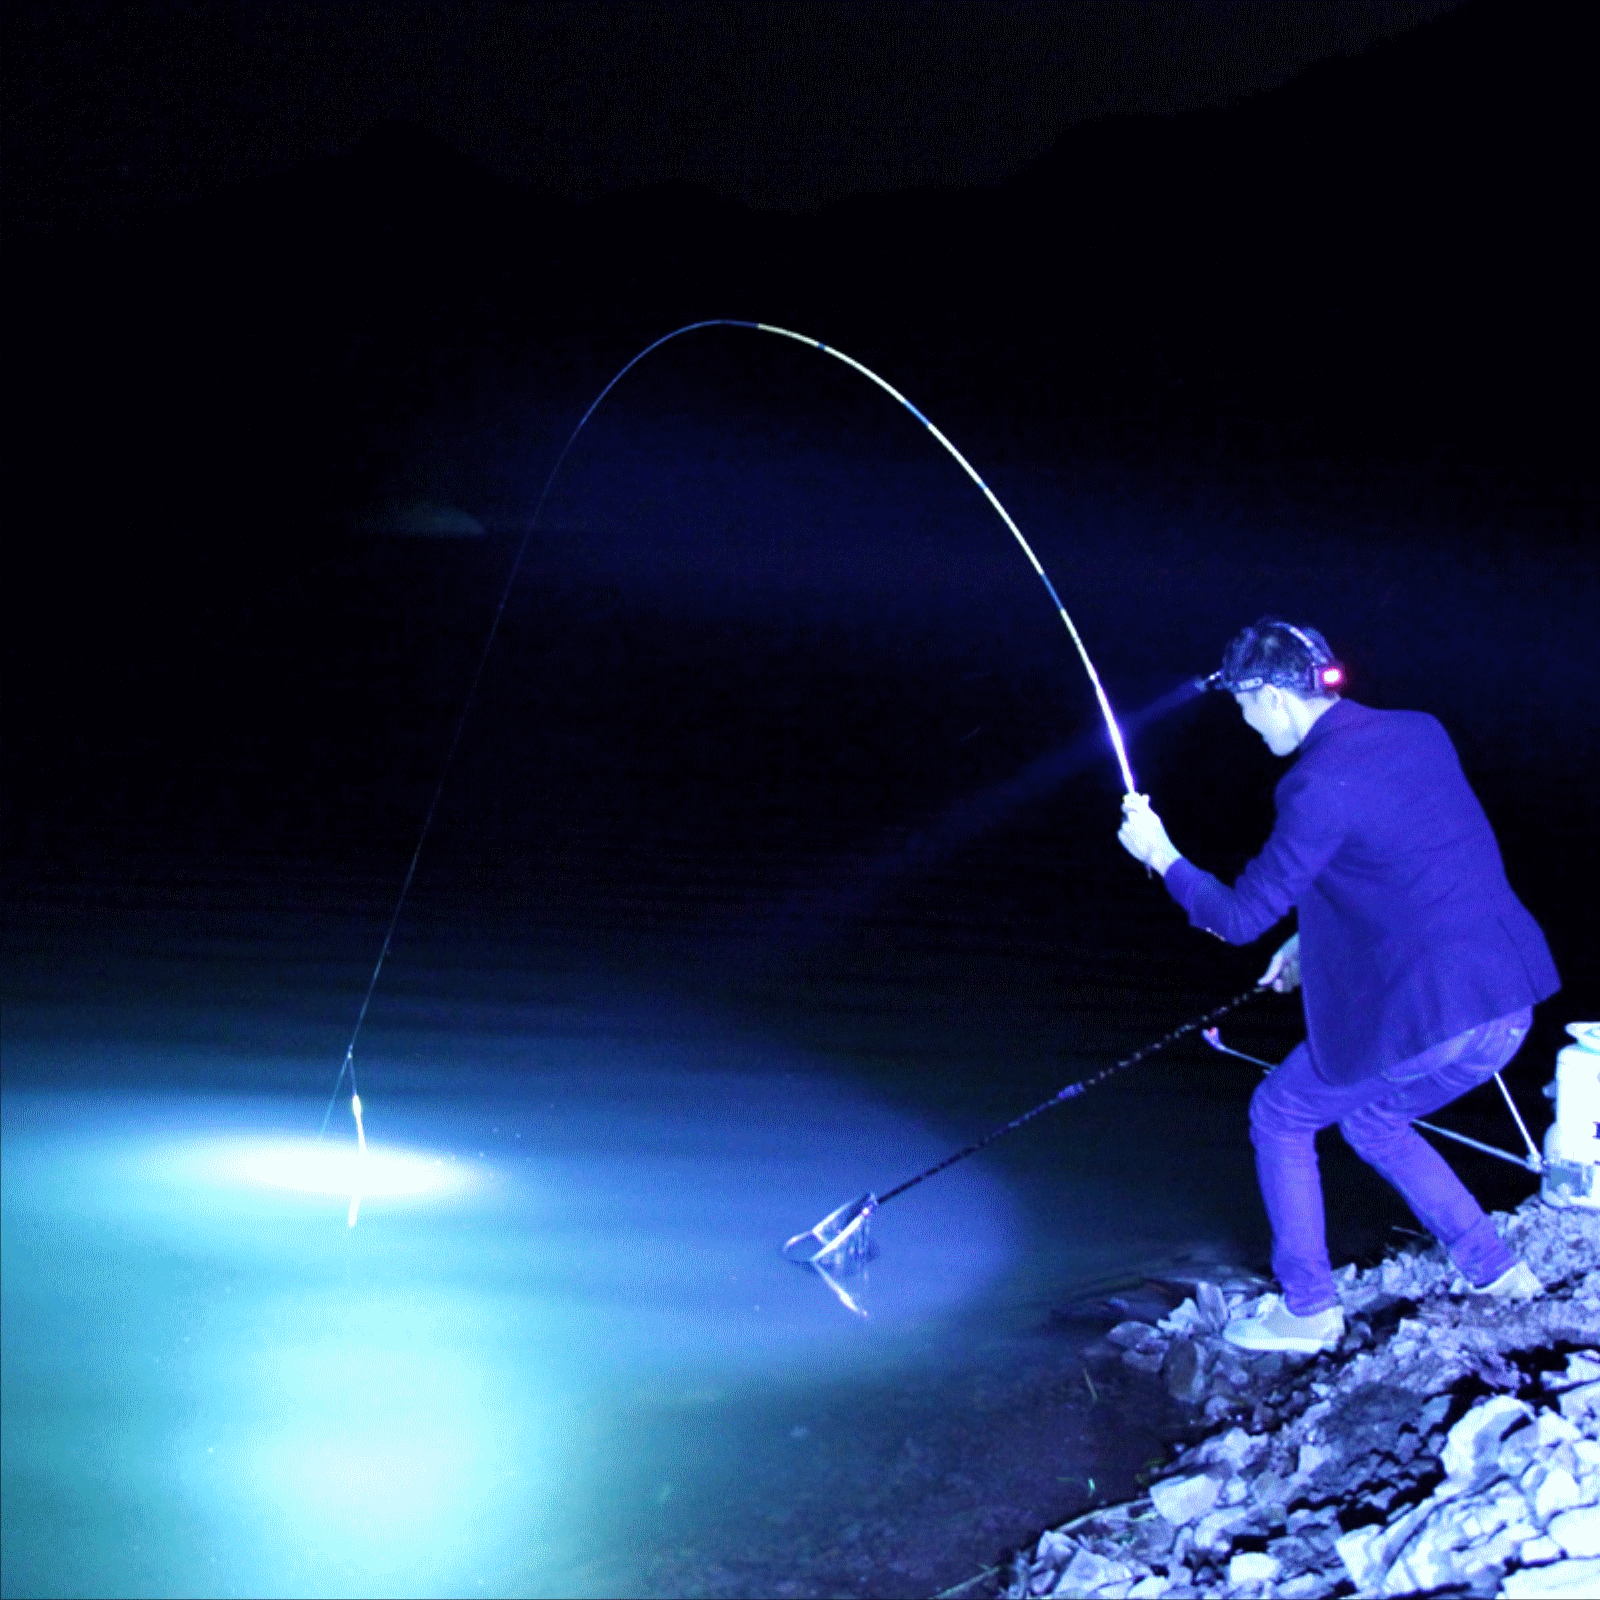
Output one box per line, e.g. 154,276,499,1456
876,986,1265,1206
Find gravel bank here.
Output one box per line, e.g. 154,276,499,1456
1003,1199,1599,1599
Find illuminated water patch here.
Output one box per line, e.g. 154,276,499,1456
182,1130,480,1200
3,1037,1020,1597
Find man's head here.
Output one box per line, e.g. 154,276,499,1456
1212,618,1343,756
1215,618,1343,698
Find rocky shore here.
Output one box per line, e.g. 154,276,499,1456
1003,1199,1599,1599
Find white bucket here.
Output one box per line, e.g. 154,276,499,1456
1541,1022,1600,1210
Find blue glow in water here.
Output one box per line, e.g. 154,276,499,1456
2,1024,1016,1598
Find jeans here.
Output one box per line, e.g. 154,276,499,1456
1249,1008,1532,1315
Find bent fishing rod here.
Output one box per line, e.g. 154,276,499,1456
322,321,1143,1220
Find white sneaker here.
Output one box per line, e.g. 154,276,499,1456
1223,1295,1344,1354
1471,1261,1543,1300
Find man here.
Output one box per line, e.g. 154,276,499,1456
1117,618,1559,1354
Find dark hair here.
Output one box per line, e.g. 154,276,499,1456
1218,617,1340,697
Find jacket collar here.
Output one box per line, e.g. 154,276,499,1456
1297,696,1361,758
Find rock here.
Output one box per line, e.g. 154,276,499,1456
1501,1418,1543,1479
1275,1576,1326,1598
1500,1556,1600,1597
1126,1513,1178,1561
1520,1533,1564,1563
1198,1428,1262,1474
1159,1299,1207,1337
1150,1473,1221,1526
1532,1466,1585,1524
1375,1253,1440,1300
1109,1321,1164,1351
1192,1504,1255,1555
1123,1346,1167,1374
1554,1353,1600,1387
1004,1198,1600,1600
1035,1530,1074,1566
1381,1482,1536,1595
1536,1412,1583,1448
1162,1338,1209,1404
1334,1475,1483,1598
1027,1564,1056,1597
1052,1547,1132,1595
1549,1506,1600,1558
1334,1526,1380,1592
1249,1469,1289,1511
1336,1516,1414,1592
1559,1382,1600,1423
1196,1282,1230,1334
1210,1349,1254,1389
1265,1533,1320,1575
1441,1394,1532,1488
1226,1550,1280,1587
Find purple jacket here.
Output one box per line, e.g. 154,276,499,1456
1164,699,1559,1085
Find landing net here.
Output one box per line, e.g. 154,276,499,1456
783,987,1264,1313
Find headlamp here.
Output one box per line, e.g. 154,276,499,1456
1201,622,1345,698
1199,669,1265,694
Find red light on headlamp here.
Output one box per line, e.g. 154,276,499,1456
1319,665,1345,689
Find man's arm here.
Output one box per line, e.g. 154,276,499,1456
1119,774,1346,946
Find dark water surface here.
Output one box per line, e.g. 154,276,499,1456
5,420,1591,1597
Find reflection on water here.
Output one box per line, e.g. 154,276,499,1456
3,1012,1025,1599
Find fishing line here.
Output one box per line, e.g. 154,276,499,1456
322,320,1139,1217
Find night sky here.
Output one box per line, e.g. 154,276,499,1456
8,1,1461,229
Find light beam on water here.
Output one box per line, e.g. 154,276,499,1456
1,1018,1017,1598
755,677,1205,954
